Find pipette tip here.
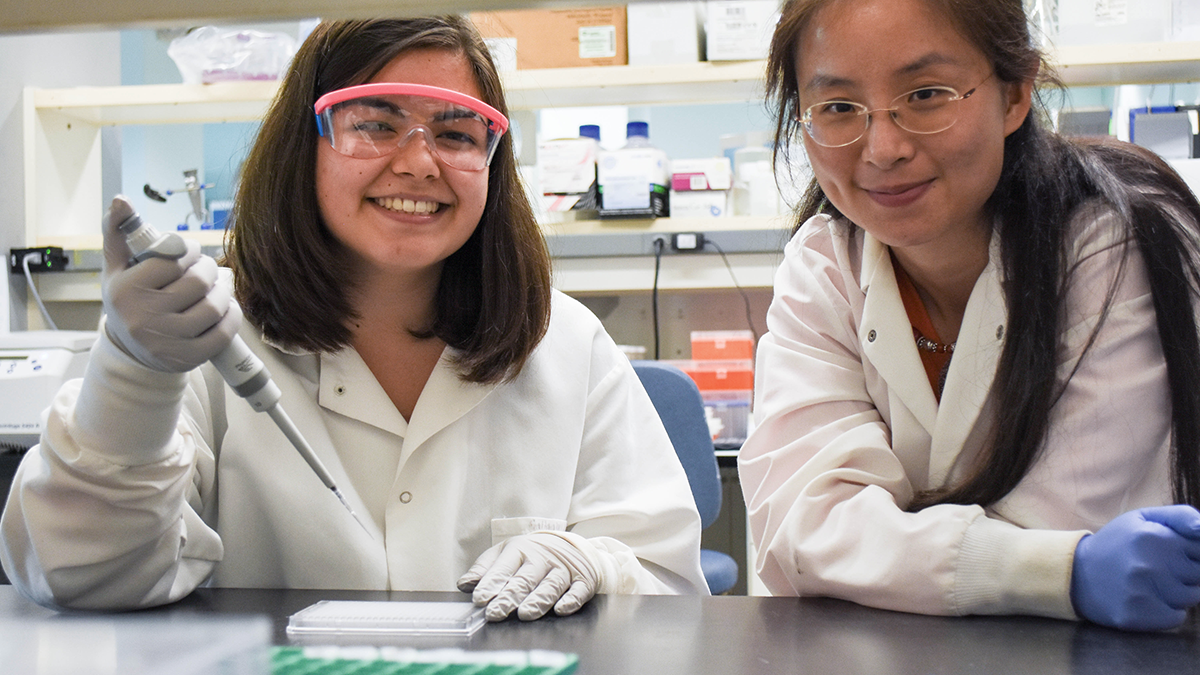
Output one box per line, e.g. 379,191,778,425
333,487,373,536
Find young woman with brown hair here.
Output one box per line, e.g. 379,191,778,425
2,16,708,619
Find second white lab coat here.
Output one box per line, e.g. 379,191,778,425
2,290,709,609
740,205,1173,619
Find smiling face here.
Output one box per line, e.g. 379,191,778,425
796,0,1031,258
315,48,488,282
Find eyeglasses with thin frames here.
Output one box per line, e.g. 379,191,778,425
799,73,995,148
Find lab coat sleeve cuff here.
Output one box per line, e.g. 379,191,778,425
954,515,1087,619
551,530,682,595
70,327,189,466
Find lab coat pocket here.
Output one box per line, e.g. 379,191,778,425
491,517,567,546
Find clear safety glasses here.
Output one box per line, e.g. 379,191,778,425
799,74,993,148
314,83,509,171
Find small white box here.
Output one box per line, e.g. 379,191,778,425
627,2,703,66
539,137,599,195
704,0,781,61
671,157,733,191
1056,0,1172,46
672,189,732,218
598,146,670,216
1177,0,1200,41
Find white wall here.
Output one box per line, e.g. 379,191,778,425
1,30,121,332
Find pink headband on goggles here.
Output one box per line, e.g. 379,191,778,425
314,83,509,171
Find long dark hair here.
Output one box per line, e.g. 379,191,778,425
765,0,1200,509
222,16,552,384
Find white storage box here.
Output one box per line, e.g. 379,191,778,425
539,136,600,212
704,0,781,61
671,157,733,217
672,190,731,217
1056,0,1172,46
598,146,671,217
671,157,733,191
627,2,703,65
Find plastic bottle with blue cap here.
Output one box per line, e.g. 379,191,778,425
598,121,670,218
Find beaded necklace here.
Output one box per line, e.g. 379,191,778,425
915,333,955,354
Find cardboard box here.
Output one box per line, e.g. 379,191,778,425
627,2,703,66
704,0,781,61
471,7,628,69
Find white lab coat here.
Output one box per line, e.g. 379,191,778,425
1,290,709,609
739,204,1173,619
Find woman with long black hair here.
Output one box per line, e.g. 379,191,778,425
740,0,1200,630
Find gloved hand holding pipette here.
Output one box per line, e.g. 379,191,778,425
99,195,367,531
0,18,708,616
102,196,242,373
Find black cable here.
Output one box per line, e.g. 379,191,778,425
23,253,57,330
704,239,760,344
652,237,665,359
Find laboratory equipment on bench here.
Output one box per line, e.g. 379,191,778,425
0,330,97,452
111,196,370,534
143,168,214,229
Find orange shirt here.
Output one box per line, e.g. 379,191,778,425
892,256,953,400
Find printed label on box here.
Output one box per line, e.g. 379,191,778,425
671,190,729,218
579,26,617,58
602,176,652,209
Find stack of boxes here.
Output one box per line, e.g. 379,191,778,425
670,158,733,218
667,330,755,448
470,2,782,70
470,3,783,220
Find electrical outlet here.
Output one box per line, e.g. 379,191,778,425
671,232,706,252
9,247,68,274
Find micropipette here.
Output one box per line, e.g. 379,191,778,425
108,196,371,535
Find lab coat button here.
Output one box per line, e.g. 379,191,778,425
867,329,877,342
335,384,346,395
399,491,413,504
996,325,1005,340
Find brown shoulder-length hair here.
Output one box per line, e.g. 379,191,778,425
221,16,552,384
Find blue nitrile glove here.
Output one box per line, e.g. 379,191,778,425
1071,505,1200,631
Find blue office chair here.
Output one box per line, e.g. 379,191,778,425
632,360,739,594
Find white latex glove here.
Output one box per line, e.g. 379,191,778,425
457,532,602,621
101,196,241,373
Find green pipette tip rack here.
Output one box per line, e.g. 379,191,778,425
271,646,579,675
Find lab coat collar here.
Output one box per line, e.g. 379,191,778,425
405,349,498,452
858,228,1007,488
929,235,1005,486
859,236,940,433
318,346,497,449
